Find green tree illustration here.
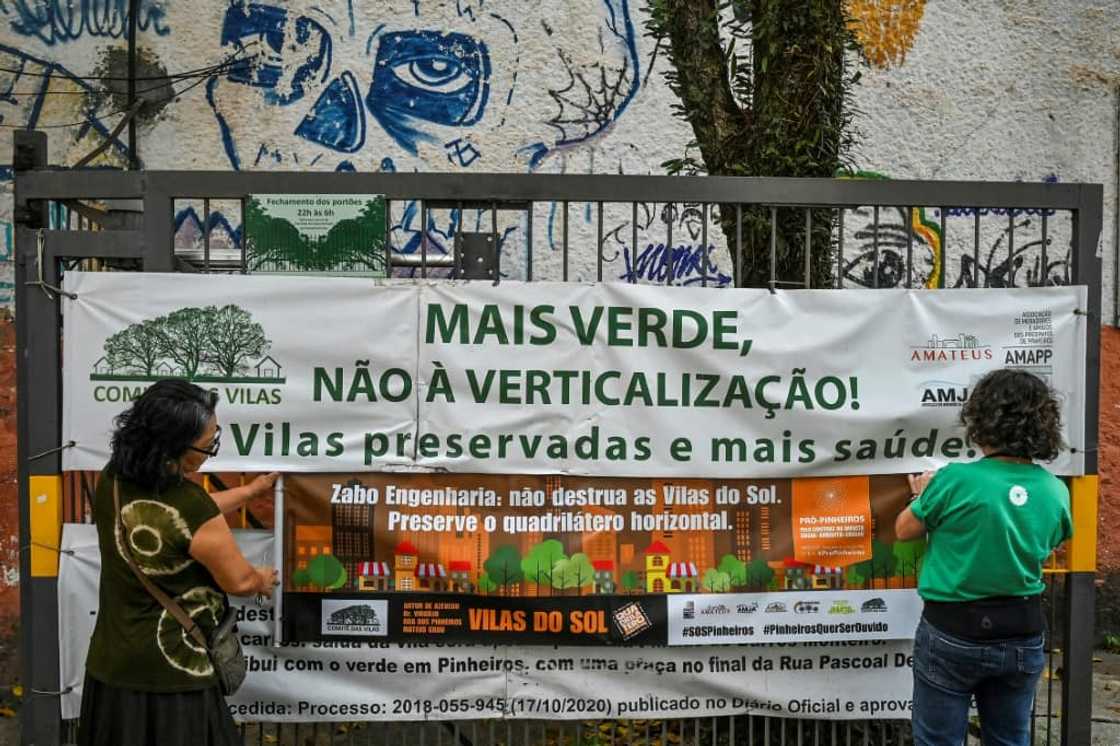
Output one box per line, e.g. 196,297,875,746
550,553,595,591
620,570,641,593
477,572,498,594
305,554,347,591
244,199,307,272
521,539,567,587
204,304,271,378
702,568,732,592
104,319,163,375
717,554,748,587
292,568,311,588
246,197,386,273
849,539,897,586
483,545,524,593
892,539,926,579
744,558,775,590
152,307,215,379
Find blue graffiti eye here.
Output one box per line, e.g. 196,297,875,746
220,3,332,105
392,57,471,94
367,30,491,155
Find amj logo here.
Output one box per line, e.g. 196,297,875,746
920,381,969,408
910,332,992,363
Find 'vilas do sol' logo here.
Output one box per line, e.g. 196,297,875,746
89,305,285,405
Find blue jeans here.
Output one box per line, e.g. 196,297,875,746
912,617,1045,746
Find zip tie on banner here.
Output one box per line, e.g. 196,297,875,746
1073,308,1095,318
25,230,77,301
31,685,75,697
1070,447,1099,454
27,441,76,462
19,541,76,557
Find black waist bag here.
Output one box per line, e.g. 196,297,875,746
923,595,1044,641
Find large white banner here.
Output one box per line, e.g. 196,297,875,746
61,273,1087,477
58,525,917,722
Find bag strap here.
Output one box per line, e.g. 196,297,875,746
113,478,210,651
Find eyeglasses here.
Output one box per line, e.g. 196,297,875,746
188,425,221,457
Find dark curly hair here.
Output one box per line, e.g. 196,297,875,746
108,379,218,490
960,368,1063,461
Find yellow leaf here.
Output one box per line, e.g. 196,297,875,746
10,686,21,698
0,707,15,718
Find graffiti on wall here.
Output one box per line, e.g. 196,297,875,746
5,0,170,46
845,0,927,70
205,1,640,173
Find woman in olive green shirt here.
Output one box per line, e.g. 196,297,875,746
895,369,1072,746
79,380,279,746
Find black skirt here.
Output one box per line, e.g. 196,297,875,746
77,674,240,746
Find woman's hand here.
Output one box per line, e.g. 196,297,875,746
210,471,280,514
253,565,279,597
248,472,280,499
908,470,936,499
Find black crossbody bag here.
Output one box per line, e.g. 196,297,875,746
114,479,248,695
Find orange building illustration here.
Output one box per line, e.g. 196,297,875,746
294,525,332,572
394,540,418,591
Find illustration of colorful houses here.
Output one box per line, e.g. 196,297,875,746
592,560,616,594
415,562,448,592
644,540,671,592
394,540,418,591
448,561,473,593
642,541,698,593
357,561,392,592
810,565,845,590
771,558,847,591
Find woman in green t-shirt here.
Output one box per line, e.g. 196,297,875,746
78,380,280,746
895,369,1072,746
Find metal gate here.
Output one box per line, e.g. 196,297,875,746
13,130,1103,745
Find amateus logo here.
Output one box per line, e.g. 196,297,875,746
910,332,992,363
89,305,285,405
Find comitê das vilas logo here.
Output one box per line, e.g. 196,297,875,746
90,305,285,403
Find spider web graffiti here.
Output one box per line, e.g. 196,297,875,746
546,46,636,146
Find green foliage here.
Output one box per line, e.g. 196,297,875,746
244,197,387,274
892,539,926,577
521,539,568,586
702,568,732,592
717,554,748,586
483,544,525,588
850,539,897,585
292,568,311,588
306,554,347,591
477,572,499,594
620,570,641,592
99,304,272,381
646,0,865,288
744,558,775,589
551,553,595,590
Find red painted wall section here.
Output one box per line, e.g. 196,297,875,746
0,319,18,634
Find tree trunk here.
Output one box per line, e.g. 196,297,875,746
656,0,851,289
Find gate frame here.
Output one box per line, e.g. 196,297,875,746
12,129,1103,745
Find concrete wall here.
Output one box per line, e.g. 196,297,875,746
0,0,1117,625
